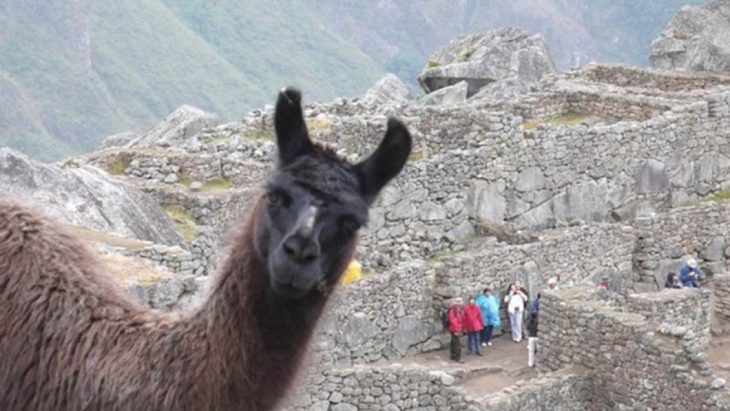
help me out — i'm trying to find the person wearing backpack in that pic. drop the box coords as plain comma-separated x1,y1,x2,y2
447,298,465,362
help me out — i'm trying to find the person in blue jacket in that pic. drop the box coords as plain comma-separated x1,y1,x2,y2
476,288,501,347
679,257,703,288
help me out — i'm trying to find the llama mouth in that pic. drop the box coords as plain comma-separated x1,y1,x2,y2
271,280,310,299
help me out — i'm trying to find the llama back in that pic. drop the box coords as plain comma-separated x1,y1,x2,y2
0,200,150,409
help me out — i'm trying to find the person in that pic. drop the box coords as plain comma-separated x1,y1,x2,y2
665,272,682,289
679,258,703,288
547,277,558,290
596,276,609,290
463,298,484,356
526,293,540,367
476,288,500,347
504,283,528,343
447,298,465,362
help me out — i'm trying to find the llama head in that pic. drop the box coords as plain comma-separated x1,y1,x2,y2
254,87,411,300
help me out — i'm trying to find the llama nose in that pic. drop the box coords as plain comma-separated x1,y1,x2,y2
283,235,320,262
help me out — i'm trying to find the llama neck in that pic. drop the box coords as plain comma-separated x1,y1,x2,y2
194,224,328,409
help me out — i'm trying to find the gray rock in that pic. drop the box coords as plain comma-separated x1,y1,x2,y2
514,198,554,229
392,316,434,354
344,312,378,347
418,27,555,98
418,81,468,106
467,180,506,224
703,236,726,261
151,278,185,310
711,377,726,390
99,131,139,149
515,167,547,192
359,74,411,107
553,180,608,224
637,159,670,193
0,148,184,246
419,202,447,221
128,105,221,148
651,0,730,71
331,404,357,411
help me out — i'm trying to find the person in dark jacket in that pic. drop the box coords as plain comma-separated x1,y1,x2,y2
447,298,465,362
463,297,485,356
665,272,682,289
526,293,540,367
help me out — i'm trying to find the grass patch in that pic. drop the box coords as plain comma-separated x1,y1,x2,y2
105,156,132,176
164,206,198,242
427,60,440,68
523,112,600,131
428,248,461,265
704,191,730,202
306,117,333,133
242,129,273,145
178,174,193,187
409,148,428,162
458,48,475,62
208,134,232,145
202,177,233,191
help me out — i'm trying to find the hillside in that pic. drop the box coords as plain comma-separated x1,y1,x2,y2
308,0,706,85
0,0,382,161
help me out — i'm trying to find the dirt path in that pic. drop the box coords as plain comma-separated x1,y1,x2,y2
708,335,730,382
389,333,538,399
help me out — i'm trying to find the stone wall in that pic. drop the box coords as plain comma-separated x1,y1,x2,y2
635,202,730,290
570,64,730,93
481,367,592,411
715,275,730,324
539,287,729,410
284,364,480,411
433,223,636,307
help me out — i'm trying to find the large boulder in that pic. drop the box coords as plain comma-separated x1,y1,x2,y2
651,0,730,71
359,73,411,107
418,27,556,99
128,105,221,148
0,148,184,246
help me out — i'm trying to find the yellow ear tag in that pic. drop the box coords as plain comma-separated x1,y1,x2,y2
341,260,362,286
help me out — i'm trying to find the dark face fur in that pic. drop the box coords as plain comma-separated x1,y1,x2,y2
255,88,411,299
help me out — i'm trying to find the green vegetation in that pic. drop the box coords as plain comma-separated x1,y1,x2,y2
202,177,233,191
0,0,382,160
105,157,132,176
178,174,193,187
704,191,730,202
523,112,602,130
427,60,441,68
306,117,333,133
242,130,274,144
164,205,198,242
458,48,475,62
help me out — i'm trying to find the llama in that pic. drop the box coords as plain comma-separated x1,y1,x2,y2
0,88,412,410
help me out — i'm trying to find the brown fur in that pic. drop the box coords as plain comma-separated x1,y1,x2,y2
0,197,348,411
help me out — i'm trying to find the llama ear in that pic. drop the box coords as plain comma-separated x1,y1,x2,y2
355,117,412,203
274,87,313,166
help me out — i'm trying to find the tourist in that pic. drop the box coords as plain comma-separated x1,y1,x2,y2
463,297,484,356
596,276,609,290
547,277,558,290
665,272,682,289
447,298,465,362
679,257,703,288
504,283,528,343
476,288,500,347
526,293,540,367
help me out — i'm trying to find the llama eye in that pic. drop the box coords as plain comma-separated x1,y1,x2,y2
267,192,284,207
339,217,360,234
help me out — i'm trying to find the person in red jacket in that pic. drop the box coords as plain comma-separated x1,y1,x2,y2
447,298,464,362
463,297,485,356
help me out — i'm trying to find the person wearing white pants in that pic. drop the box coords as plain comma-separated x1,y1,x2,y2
504,284,527,342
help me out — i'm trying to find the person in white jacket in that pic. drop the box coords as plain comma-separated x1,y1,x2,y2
504,283,528,342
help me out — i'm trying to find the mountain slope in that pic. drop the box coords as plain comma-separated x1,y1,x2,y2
0,0,382,161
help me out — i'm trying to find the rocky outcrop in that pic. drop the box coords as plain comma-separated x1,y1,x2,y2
0,148,183,245
99,131,140,149
418,27,556,100
128,105,221,148
651,0,730,72
358,73,411,107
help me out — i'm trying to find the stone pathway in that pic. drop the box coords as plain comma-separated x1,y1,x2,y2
388,333,538,400
708,335,730,383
